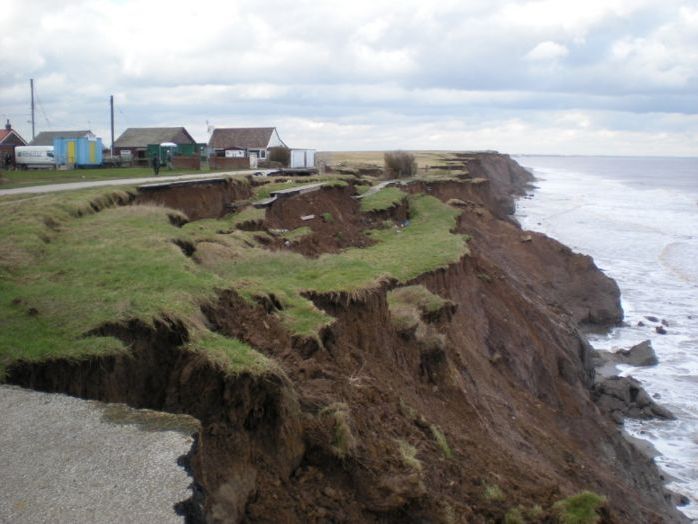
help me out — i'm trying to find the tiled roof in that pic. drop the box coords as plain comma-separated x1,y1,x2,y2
114,127,196,148
209,128,276,149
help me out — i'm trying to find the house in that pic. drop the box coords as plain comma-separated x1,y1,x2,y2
113,127,197,164
29,130,95,146
208,127,287,161
0,120,28,164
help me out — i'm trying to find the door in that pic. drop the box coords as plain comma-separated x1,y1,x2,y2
67,141,76,164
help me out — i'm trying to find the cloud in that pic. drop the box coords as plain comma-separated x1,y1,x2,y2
0,0,696,155
525,41,569,61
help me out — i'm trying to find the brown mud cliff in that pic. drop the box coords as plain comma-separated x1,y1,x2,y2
7,153,685,523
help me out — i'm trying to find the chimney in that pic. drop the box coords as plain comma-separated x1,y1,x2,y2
5,119,10,131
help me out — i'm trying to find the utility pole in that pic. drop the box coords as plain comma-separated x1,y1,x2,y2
30,78,35,140
110,95,115,156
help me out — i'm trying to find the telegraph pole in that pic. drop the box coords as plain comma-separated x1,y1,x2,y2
110,95,115,156
30,78,35,140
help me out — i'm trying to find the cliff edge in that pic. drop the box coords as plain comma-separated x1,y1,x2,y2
0,152,683,523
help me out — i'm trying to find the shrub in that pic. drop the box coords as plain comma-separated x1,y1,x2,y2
384,151,417,178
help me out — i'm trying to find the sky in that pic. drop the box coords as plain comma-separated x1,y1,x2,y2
1,0,697,155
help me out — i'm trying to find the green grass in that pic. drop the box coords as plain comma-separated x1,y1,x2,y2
388,285,450,315
553,491,606,524
360,186,406,212
281,226,312,242
0,167,198,189
0,184,468,377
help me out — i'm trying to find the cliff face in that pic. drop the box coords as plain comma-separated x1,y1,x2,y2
6,154,683,523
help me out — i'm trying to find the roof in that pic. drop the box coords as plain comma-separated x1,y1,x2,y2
209,127,278,149
114,127,196,148
30,130,94,146
0,129,27,146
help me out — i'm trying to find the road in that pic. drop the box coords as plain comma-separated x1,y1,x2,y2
0,169,273,197
0,385,198,523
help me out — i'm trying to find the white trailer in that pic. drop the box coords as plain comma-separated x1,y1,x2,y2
15,146,56,169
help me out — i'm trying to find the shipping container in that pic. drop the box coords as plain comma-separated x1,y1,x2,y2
53,137,103,167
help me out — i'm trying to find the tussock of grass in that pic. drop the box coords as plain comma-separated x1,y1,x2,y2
397,439,422,471
484,484,505,502
360,186,406,212
553,491,606,524
504,507,524,524
430,425,453,459
320,402,356,458
389,285,450,315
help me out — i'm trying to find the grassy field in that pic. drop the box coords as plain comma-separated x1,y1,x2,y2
0,166,203,189
0,173,469,378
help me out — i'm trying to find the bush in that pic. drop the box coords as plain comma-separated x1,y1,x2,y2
384,151,417,178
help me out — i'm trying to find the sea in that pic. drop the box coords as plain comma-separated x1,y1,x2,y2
514,155,698,520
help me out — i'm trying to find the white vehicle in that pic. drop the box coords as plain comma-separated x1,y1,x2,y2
15,146,56,169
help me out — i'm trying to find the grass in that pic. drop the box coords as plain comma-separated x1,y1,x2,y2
0,182,469,377
0,166,199,189
397,439,422,471
281,226,312,242
430,425,453,459
389,285,450,315
484,484,505,502
359,186,406,212
320,402,356,458
553,491,606,524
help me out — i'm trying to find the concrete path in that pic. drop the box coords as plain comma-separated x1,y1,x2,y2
0,169,274,197
0,385,199,524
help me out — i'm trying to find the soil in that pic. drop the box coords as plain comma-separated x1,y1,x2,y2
135,177,253,221
258,184,409,258
4,153,687,523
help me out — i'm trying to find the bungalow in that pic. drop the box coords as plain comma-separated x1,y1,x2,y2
0,120,28,164
29,130,95,146
208,127,287,161
113,127,197,164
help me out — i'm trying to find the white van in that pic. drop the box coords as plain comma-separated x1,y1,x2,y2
15,146,56,169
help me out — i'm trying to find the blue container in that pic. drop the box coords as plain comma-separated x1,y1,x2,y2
53,137,104,167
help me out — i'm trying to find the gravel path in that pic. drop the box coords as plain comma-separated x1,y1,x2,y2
0,385,198,524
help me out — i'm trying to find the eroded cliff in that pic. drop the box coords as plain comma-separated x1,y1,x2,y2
0,153,683,523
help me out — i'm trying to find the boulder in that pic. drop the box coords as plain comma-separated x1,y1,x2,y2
617,340,658,367
592,340,658,370
592,376,675,423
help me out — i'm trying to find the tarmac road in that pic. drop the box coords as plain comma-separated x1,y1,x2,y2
0,169,273,197
0,385,199,524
